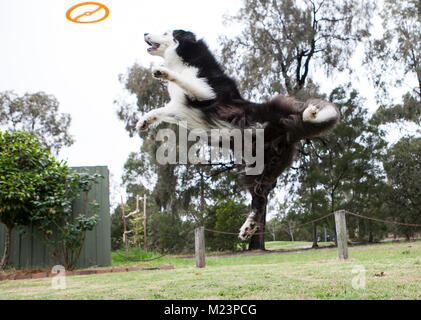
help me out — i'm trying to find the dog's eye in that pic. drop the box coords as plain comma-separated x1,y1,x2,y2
163,32,168,36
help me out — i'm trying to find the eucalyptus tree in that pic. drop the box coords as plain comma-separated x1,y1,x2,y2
220,0,375,98
366,0,421,125
0,91,73,155
292,86,388,243
219,0,375,250
116,63,179,215
383,137,421,240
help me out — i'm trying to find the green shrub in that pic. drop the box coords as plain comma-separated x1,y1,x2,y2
204,199,248,252
0,131,100,270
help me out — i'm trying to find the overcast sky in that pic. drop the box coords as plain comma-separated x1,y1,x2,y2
0,1,417,211
0,0,243,208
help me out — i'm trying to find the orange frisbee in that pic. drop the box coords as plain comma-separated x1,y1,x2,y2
66,2,109,24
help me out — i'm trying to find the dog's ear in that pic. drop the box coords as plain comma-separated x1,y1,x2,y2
173,30,197,43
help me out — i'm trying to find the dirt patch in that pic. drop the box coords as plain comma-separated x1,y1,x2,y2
0,265,174,282
0,268,49,281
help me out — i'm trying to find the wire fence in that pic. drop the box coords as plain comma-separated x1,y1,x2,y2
194,210,421,267
345,210,421,228
119,210,421,264
204,212,335,236
204,210,421,238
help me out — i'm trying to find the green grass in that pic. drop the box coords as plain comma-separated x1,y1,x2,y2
264,240,334,251
109,241,330,269
111,247,166,265
1,241,421,299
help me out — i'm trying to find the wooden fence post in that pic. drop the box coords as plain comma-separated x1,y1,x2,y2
121,196,128,262
334,210,348,260
195,227,205,268
134,195,139,248
143,194,147,252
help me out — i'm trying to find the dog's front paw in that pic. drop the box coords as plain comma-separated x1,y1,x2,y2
136,116,157,132
239,213,259,240
136,119,149,131
152,67,171,81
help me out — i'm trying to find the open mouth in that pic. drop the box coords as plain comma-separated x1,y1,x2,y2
146,40,160,52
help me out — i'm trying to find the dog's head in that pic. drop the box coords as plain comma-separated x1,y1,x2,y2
144,30,196,57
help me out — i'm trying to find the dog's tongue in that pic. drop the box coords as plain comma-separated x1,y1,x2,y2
147,43,159,52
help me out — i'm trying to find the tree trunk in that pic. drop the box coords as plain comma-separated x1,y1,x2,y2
200,170,205,212
248,193,267,250
290,229,294,242
312,223,319,248
0,225,13,270
368,231,373,243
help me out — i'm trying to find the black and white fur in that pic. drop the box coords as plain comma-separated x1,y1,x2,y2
137,30,244,131
137,30,340,241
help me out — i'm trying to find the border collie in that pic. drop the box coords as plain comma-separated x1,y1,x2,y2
137,30,340,241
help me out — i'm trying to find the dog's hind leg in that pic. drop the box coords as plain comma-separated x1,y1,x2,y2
153,67,216,101
239,211,259,240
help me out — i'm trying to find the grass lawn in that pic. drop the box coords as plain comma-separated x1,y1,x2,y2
264,240,334,251
1,241,420,299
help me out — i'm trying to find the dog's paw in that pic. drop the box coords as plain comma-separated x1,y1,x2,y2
239,213,259,240
152,67,171,80
136,116,158,132
136,119,149,132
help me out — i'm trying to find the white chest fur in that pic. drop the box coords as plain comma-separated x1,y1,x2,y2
159,46,220,130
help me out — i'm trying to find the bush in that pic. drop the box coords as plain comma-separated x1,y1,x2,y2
204,199,249,252
0,131,100,270
0,131,61,269
147,213,195,254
